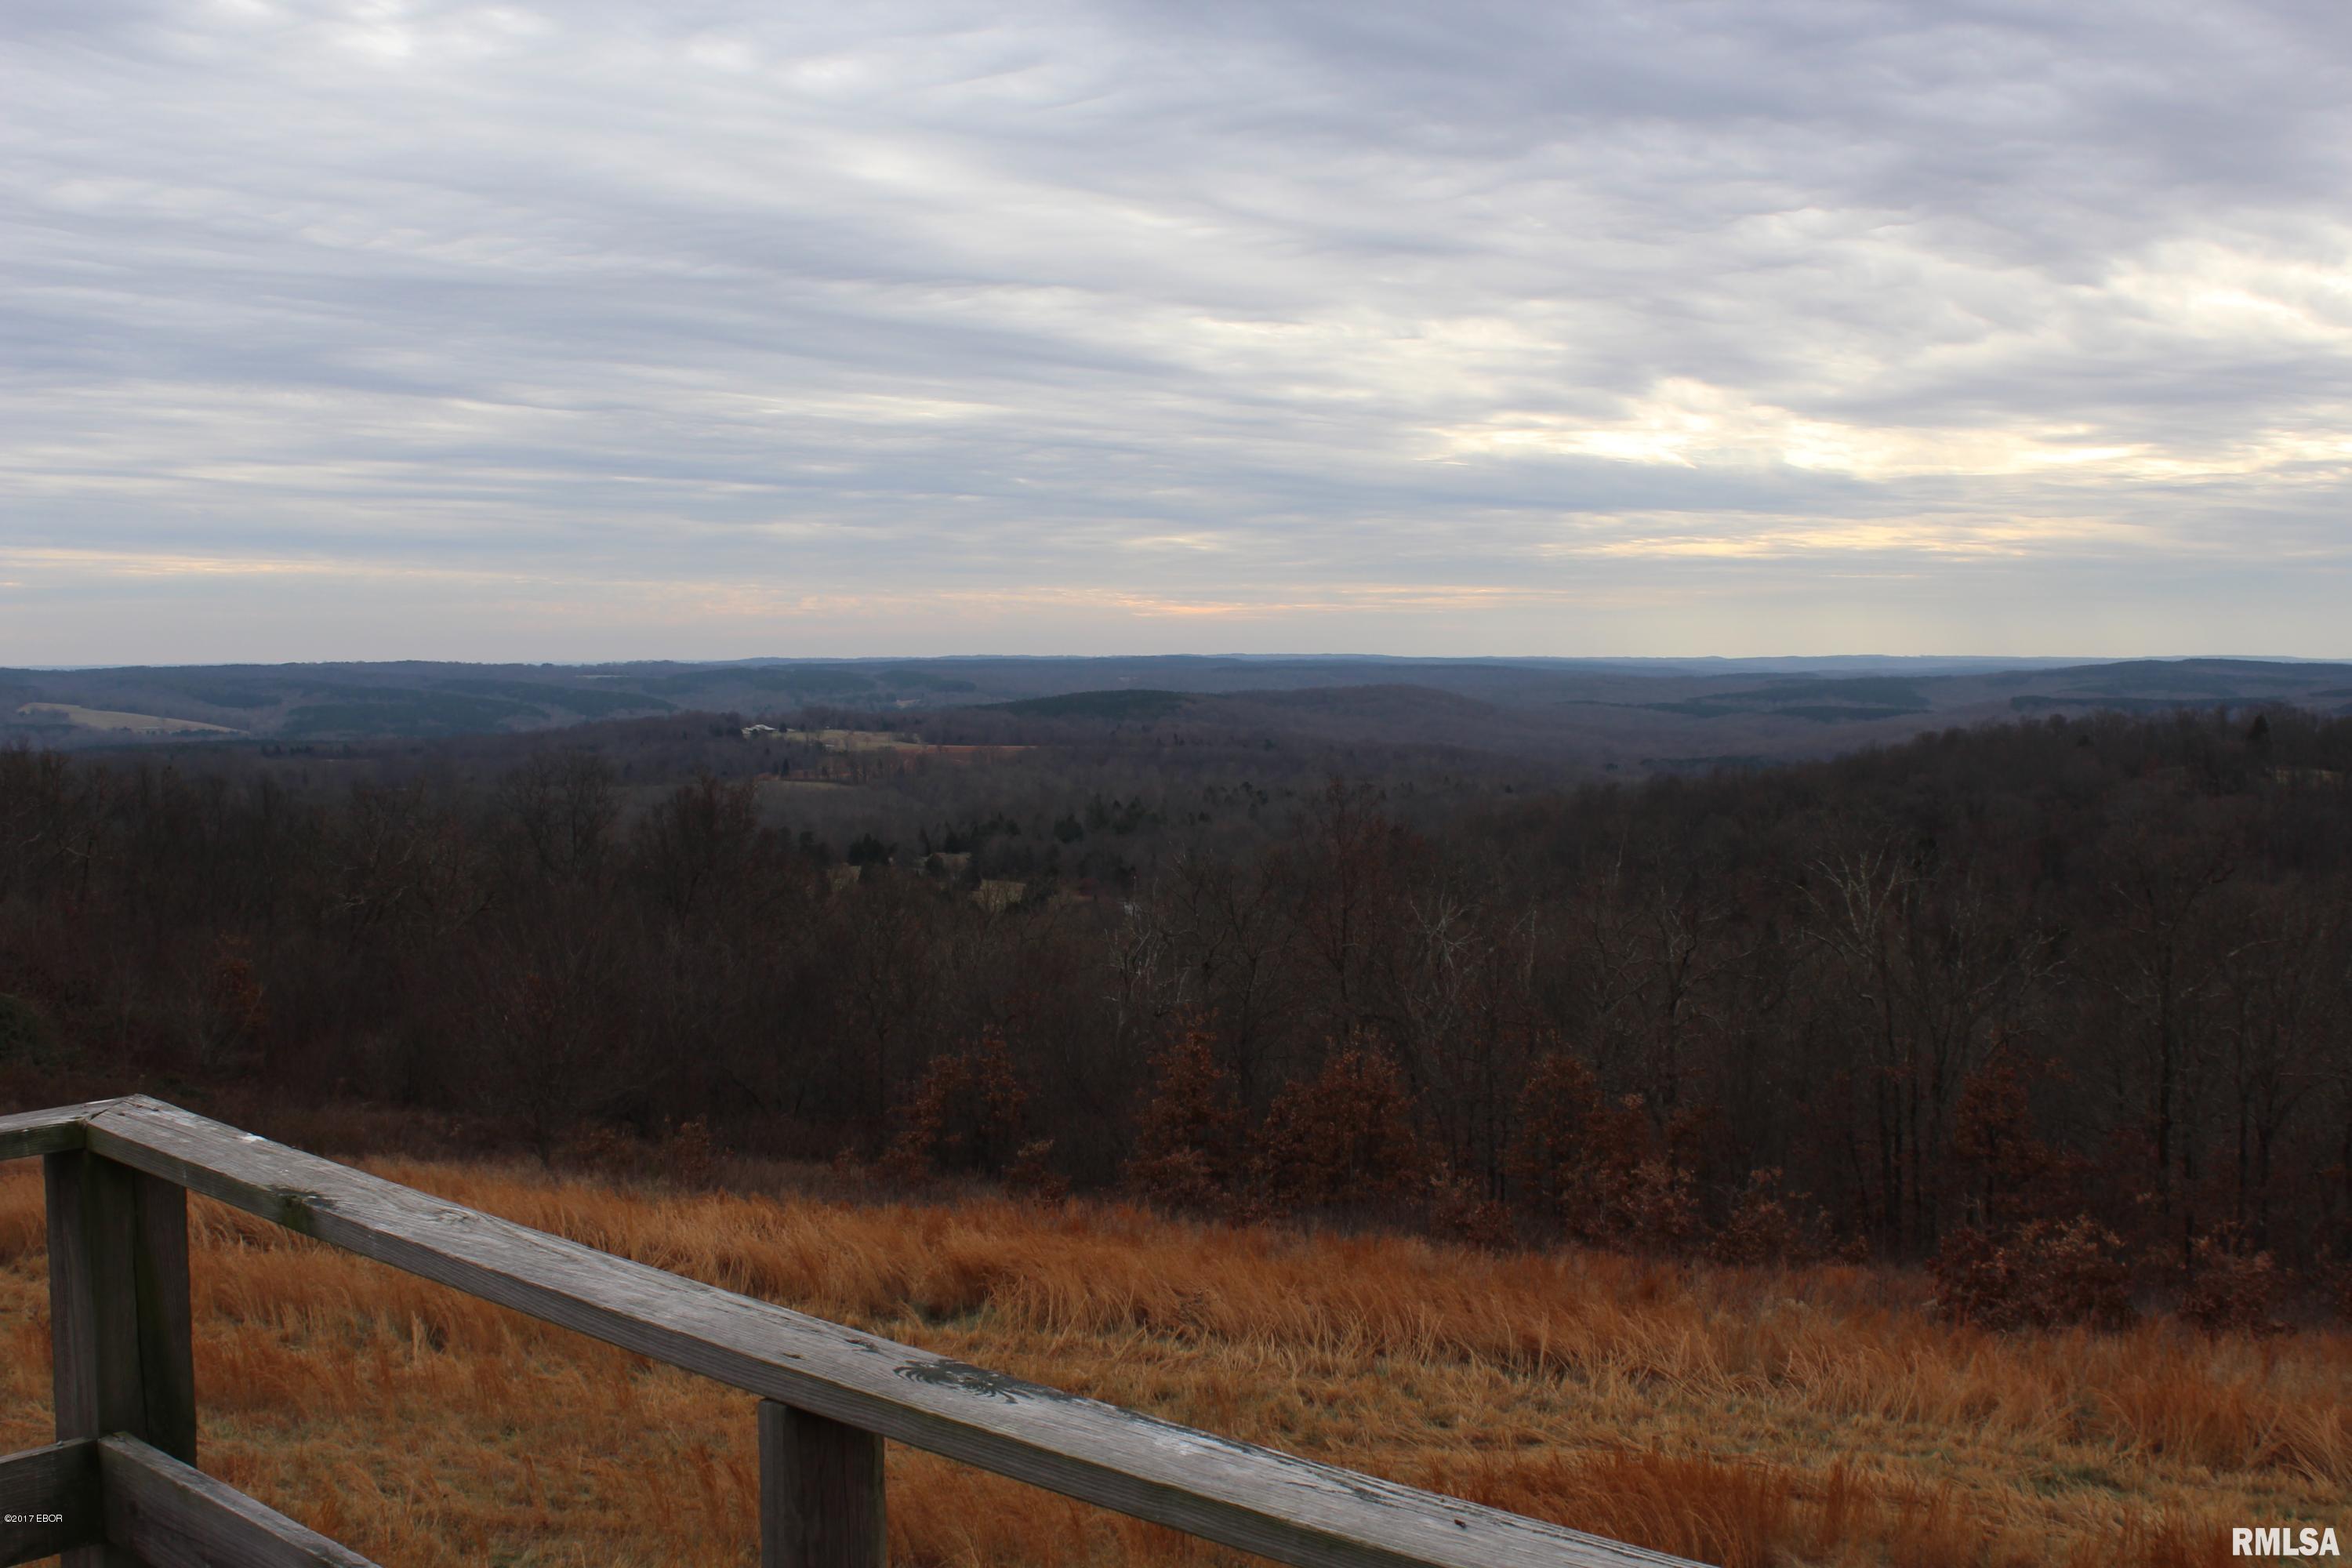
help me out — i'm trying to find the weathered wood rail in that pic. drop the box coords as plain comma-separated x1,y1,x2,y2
0,1097,1708,1568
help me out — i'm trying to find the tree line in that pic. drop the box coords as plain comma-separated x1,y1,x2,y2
3,706,2348,1319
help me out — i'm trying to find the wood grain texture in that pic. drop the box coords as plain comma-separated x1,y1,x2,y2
97,1436,383,1568
131,1173,198,1464
0,1439,101,1566
0,1099,107,1163
82,1096,1708,1568
42,1152,196,1464
44,1151,140,1443
760,1400,886,1568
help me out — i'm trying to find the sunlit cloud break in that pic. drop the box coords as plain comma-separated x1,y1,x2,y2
3,0,2350,662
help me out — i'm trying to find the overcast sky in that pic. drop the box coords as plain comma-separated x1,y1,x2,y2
4,0,2350,662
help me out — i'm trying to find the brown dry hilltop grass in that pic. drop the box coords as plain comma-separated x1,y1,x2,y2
2,1158,2345,1568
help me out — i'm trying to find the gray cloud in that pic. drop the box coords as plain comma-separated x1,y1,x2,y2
2,0,2349,660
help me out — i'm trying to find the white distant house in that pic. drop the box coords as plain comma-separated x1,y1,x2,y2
741,723,779,737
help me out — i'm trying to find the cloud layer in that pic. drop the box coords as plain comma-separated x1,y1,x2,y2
5,0,2350,659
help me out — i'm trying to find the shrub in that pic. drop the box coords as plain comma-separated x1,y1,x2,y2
560,1122,640,1175
1711,1167,1822,1267
1505,1053,1605,1217
2180,1229,2288,1336
1126,1145,1225,1214
658,1118,717,1189
1929,1216,2136,1330
879,1031,1028,1184
557,1118,717,1188
1425,1162,1516,1251
2019,1218,2136,1330
1610,1156,1700,1254
1006,1138,1069,1203
1929,1225,2024,1329
1251,1046,1421,1210
1123,1031,1243,1211
1507,1062,1697,1253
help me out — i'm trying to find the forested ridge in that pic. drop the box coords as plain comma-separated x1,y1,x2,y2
4,706,2349,1321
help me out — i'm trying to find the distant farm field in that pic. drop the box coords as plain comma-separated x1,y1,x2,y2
2,1159,2340,1567
12,701,240,734
790,728,1032,757
802,728,926,750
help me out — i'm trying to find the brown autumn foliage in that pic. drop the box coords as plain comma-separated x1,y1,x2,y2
1507,1058,1699,1254
1250,1044,1422,1210
1005,1137,1069,1203
879,1029,1029,1185
1421,1160,1518,1251
3,1156,2343,1567
1948,1048,2077,1228
1711,1168,1828,1268
1504,1052,1607,1220
2180,1228,2289,1337
1929,1218,2137,1331
1123,1030,1244,1213
659,1117,719,1189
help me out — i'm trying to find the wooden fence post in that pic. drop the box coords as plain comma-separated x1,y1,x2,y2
45,1149,196,1566
759,1400,884,1568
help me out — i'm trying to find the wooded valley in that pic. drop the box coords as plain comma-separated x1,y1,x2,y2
5,702,2349,1327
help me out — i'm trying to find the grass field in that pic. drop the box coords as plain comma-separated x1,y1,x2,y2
796,728,924,750
2,1158,2344,1567
11,702,241,734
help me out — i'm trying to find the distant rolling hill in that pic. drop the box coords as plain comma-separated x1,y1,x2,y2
5,655,2347,770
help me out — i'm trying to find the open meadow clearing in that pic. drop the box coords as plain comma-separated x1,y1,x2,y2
9,702,241,735
2,1156,2343,1567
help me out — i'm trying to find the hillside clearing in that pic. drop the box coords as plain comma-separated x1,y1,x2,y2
13,702,241,734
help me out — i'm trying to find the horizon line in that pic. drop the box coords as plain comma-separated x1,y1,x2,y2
10,652,2351,673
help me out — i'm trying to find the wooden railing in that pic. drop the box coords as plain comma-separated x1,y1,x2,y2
0,1097,1706,1568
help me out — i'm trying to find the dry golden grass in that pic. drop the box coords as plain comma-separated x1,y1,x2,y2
2,1159,2344,1567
